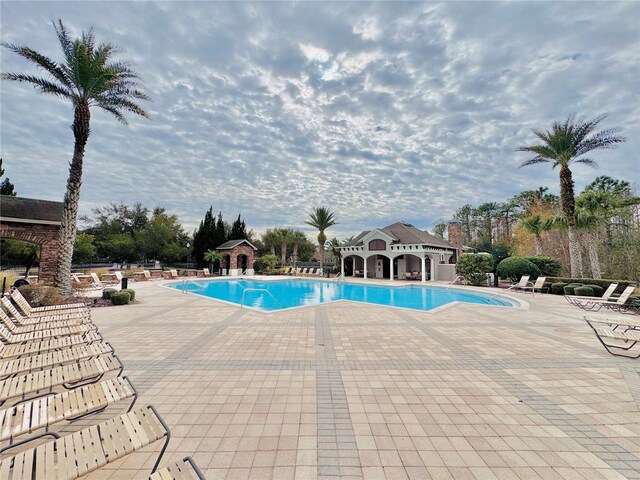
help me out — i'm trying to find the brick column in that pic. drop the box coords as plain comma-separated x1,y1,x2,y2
447,222,463,262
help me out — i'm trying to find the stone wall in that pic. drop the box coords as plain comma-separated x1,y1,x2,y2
0,221,60,285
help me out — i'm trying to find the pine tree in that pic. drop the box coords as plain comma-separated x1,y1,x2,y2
214,212,227,248
192,207,216,267
229,214,247,240
0,158,17,196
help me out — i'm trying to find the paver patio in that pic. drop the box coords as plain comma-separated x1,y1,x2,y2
75,279,639,479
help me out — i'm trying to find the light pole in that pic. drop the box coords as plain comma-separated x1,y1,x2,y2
186,242,190,270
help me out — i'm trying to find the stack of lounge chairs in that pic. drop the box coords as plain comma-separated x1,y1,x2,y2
0,288,206,478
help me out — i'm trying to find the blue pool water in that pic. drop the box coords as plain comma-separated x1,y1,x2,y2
169,279,516,312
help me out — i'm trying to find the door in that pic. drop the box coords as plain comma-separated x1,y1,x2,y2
376,258,383,278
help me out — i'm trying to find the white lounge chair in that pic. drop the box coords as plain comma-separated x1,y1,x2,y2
0,405,170,478
507,275,530,292
565,283,618,305
574,285,636,312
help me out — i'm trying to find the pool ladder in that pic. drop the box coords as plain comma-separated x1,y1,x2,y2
240,288,283,309
181,279,207,294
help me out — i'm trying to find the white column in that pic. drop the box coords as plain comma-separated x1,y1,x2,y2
341,256,345,278
430,256,435,281
363,257,368,279
421,257,426,282
389,257,394,281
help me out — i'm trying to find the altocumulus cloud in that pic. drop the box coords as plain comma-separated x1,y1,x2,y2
1,1,638,239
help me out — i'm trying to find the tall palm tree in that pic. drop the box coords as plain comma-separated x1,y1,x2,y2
517,114,624,277
305,207,337,272
276,228,292,266
519,214,553,255
289,230,307,265
2,20,150,294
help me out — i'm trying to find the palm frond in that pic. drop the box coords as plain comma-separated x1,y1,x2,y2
53,20,75,67
1,42,73,89
573,158,597,167
94,103,127,124
518,157,551,168
0,73,73,98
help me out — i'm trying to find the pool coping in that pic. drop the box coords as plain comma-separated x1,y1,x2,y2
158,276,529,313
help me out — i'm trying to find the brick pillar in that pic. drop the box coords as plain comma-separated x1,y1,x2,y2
447,222,463,263
230,254,238,269
38,240,59,285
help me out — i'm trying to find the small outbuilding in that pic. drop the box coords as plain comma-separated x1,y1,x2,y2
216,239,258,276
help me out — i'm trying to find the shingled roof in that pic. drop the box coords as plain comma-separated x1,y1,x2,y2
344,222,454,249
0,195,63,225
216,239,258,250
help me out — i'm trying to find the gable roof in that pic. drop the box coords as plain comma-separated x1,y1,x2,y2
216,239,258,250
0,196,63,225
343,222,454,249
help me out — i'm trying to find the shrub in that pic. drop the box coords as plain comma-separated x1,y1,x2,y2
121,288,136,301
260,255,278,273
496,257,541,282
574,286,595,297
551,282,568,295
455,253,493,286
543,282,553,292
546,277,632,295
18,285,66,307
252,258,265,273
522,256,561,276
585,284,604,297
102,288,118,300
563,284,584,296
110,291,131,305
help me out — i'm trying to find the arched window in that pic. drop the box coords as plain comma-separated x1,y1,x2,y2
369,239,386,251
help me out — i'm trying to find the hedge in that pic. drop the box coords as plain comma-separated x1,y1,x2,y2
102,288,118,300
121,288,136,301
551,282,568,295
546,277,633,295
110,291,131,305
574,286,595,297
522,256,561,276
585,284,604,297
563,284,583,296
496,257,541,282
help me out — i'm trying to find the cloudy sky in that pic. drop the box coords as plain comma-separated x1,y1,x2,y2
1,1,638,240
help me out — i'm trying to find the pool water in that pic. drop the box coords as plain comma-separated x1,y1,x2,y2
169,279,516,312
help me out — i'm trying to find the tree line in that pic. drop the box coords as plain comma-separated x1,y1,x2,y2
439,175,639,280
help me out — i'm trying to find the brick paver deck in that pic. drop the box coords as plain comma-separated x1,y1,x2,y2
77,279,639,479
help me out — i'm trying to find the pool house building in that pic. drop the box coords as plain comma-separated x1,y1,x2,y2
338,222,461,281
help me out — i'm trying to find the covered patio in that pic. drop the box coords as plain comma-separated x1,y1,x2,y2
339,222,459,282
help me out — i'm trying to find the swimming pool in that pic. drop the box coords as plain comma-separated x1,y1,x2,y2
168,278,517,312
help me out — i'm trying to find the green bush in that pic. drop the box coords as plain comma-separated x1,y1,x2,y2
585,284,604,297
496,257,541,282
551,282,568,295
252,258,265,273
546,277,632,295
574,286,595,297
522,256,561,276
102,288,118,300
121,288,136,301
563,284,583,296
110,291,131,305
455,253,493,286
543,282,553,292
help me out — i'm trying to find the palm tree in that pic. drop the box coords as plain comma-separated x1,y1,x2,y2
520,214,553,255
289,230,307,265
305,207,337,272
517,114,625,277
276,228,292,266
203,249,221,275
262,229,280,256
2,20,150,294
